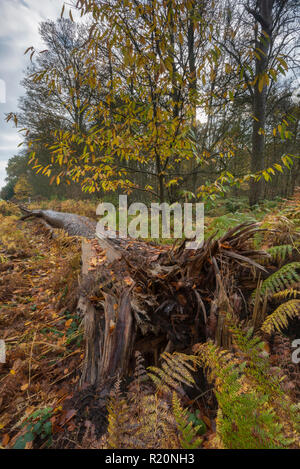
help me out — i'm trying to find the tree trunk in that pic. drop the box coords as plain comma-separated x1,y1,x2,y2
248,0,274,206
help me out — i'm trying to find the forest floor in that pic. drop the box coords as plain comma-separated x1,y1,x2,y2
0,194,299,449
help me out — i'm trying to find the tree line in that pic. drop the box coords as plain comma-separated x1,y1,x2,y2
2,0,300,206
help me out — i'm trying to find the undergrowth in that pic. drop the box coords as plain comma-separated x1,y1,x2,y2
0,192,299,449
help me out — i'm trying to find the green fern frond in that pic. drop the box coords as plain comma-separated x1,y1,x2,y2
172,392,202,449
261,300,300,335
193,341,242,393
194,340,294,449
266,245,293,264
253,262,300,300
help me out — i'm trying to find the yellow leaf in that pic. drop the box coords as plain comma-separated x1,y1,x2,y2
258,76,264,93
21,383,29,391
277,56,288,71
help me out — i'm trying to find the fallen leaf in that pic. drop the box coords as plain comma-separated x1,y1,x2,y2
109,320,116,334
177,294,187,306
65,319,73,328
2,433,10,446
124,276,133,286
202,415,211,429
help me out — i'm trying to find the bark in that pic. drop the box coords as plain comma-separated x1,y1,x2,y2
19,207,97,238
248,0,274,206
78,240,134,387
187,0,198,196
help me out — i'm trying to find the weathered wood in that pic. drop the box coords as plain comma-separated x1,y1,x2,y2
19,206,97,238
99,290,134,379
78,238,135,388
77,239,101,386
96,234,122,263
79,298,103,386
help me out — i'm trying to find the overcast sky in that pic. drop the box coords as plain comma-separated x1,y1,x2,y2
0,0,68,189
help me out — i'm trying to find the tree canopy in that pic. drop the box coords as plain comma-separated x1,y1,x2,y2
3,0,300,204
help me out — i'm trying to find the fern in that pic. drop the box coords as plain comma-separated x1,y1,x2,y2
228,322,286,397
133,350,148,384
128,392,176,449
148,352,196,392
272,287,300,300
194,340,295,449
105,321,299,448
266,245,293,264
106,379,130,449
106,362,179,449
261,300,300,335
253,262,300,300
172,392,202,449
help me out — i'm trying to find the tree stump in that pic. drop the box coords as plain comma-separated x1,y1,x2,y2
19,208,267,392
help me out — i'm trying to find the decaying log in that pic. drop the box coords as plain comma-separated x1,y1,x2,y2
78,236,160,388
19,206,97,238
100,290,134,379
20,206,269,392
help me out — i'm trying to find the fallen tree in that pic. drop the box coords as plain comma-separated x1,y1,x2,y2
18,206,269,392
19,206,97,238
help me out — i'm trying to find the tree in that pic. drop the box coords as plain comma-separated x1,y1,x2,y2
14,175,33,200
18,19,105,190
0,180,15,200
12,1,229,202
218,0,300,205
5,18,108,199
7,0,300,204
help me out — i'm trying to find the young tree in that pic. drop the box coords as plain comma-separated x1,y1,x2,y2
14,175,33,200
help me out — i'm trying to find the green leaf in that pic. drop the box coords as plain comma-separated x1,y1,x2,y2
13,431,34,449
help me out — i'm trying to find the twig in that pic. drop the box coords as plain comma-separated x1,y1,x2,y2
28,330,37,393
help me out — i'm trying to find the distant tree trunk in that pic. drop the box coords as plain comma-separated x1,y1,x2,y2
187,1,197,120
187,0,198,196
248,0,274,206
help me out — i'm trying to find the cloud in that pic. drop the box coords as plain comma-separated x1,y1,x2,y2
0,0,80,190
0,160,9,189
